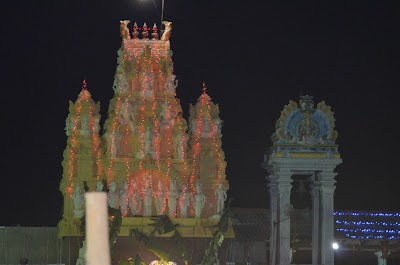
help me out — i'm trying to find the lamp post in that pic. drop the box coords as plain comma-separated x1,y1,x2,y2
145,0,166,36
160,0,165,30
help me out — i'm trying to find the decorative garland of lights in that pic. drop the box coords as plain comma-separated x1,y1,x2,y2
67,100,80,185
335,212,400,217
334,211,400,240
149,82,161,172
158,41,173,177
202,84,224,207
146,43,167,209
189,91,205,215
336,220,400,226
106,96,121,183
123,159,131,217
86,82,103,180
156,39,191,213
138,63,146,168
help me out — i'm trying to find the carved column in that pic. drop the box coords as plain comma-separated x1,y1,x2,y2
267,175,278,265
320,171,337,265
277,171,292,265
309,174,321,265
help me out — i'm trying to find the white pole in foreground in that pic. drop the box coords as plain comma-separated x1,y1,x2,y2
85,192,111,265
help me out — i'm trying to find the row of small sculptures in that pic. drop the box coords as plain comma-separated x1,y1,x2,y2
120,20,172,41
71,177,227,219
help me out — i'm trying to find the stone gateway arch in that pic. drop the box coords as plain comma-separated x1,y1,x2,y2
263,95,342,265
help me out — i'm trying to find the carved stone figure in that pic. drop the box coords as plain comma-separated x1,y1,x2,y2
159,101,177,129
105,132,121,157
144,127,152,154
96,180,104,192
213,118,222,136
129,179,142,216
298,121,317,145
65,117,74,136
165,74,178,94
76,240,86,265
118,99,135,129
80,115,90,136
94,117,100,133
144,127,158,159
190,117,215,138
174,134,187,160
297,95,318,145
215,183,227,214
159,101,168,118
71,184,84,218
144,72,153,98
154,181,166,215
108,181,118,209
203,117,211,134
118,75,130,93
167,179,179,217
142,176,153,216
374,251,390,265
119,181,129,215
161,21,172,41
299,95,314,112
178,184,190,218
151,135,160,160
194,183,206,218
120,20,131,40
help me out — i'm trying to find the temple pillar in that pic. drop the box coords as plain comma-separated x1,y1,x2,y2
320,172,336,265
309,175,321,265
276,171,292,265
267,175,278,265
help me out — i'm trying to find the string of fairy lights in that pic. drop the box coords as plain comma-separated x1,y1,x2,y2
334,211,400,240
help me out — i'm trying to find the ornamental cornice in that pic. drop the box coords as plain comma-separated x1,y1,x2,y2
268,157,342,172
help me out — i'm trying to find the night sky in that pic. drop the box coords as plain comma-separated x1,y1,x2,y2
2,1,399,226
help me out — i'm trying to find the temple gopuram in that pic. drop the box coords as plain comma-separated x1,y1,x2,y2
57,20,233,264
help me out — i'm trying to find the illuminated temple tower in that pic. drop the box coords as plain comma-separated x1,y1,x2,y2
58,21,232,247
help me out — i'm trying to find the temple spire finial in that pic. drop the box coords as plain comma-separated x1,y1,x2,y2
132,22,139,39
142,22,149,39
82,79,87,90
152,23,159,39
202,81,207,94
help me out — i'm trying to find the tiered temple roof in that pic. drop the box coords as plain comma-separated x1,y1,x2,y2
59,21,230,238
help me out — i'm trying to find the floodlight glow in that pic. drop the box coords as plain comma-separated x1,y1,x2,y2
332,242,339,250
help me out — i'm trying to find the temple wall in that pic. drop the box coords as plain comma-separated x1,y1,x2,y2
0,227,60,265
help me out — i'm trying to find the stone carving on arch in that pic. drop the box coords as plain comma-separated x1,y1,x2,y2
273,96,338,146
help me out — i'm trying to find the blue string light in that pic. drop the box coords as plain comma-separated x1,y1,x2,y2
334,211,400,240
334,212,400,217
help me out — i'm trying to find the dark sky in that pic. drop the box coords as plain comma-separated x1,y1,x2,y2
1,1,399,226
